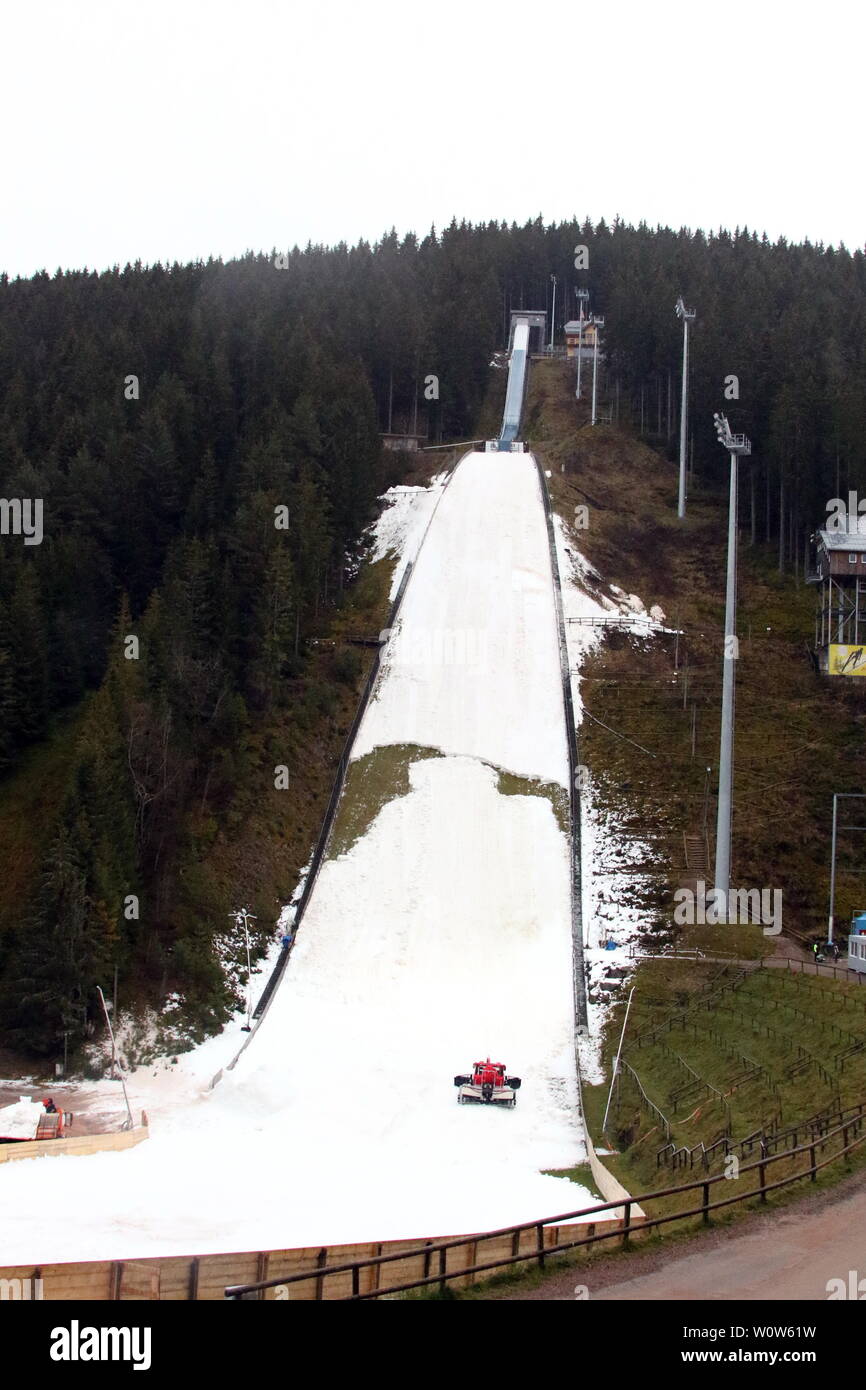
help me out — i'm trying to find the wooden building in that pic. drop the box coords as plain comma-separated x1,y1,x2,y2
563,319,601,361
813,525,866,675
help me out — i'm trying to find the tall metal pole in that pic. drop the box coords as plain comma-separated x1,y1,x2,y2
828,793,839,944
714,450,739,905
678,315,690,517
550,275,556,351
230,908,256,1031
591,325,599,425
111,962,118,1079
576,297,584,398
242,917,252,1030
603,987,635,1133
97,986,134,1131
676,299,695,519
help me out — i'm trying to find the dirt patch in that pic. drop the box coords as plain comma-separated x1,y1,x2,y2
328,745,444,858
495,770,570,835
0,1085,128,1136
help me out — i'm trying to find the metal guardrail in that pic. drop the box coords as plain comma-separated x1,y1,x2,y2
619,1059,672,1137
421,439,484,452
225,1110,866,1300
249,556,416,1023
211,461,462,1085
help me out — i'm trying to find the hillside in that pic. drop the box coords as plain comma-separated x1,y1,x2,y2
520,357,866,1219
528,359,866,945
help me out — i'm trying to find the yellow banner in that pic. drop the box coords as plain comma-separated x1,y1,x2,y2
829,644,866,676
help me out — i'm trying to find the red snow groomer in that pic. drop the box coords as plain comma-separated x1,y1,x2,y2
454,1058,521,1108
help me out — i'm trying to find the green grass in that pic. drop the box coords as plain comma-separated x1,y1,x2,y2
496,770,570,835
527,359,866,948
592,961,866,1203
328,743,443,858
329,746,570,860
542,1162,604,1201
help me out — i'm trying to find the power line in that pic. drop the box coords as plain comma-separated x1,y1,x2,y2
581,706,658,757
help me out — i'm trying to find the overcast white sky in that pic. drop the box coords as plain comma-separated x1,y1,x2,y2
1,0,862,278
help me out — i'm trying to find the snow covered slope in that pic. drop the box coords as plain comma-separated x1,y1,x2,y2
354,452,569,785
0,452,589,1265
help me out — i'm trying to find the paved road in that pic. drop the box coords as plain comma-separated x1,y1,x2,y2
633,949,861,985
0,1085,125,1136
495,1168,866,1300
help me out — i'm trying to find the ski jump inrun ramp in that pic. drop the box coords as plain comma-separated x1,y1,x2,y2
0,332,592,1264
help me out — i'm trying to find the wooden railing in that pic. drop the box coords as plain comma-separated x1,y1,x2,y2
224,1110,866,1300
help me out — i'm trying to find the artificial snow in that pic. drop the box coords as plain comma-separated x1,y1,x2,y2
0,452,592,1267
367,476,447,600
553,514,659,1072
356,453,569,787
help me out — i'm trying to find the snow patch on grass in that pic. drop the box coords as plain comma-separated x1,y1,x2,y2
553,515,660,1071
367,475,448,600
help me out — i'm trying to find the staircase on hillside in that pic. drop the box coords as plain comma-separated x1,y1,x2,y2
683,832,710,873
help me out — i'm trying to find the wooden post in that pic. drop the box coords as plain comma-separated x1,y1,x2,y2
256,1251,269,1301
315,1247,327,1301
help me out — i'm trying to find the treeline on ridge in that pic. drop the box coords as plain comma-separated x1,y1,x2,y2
1,216,864,1059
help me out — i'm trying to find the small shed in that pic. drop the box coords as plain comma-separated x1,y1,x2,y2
380,432,427,452
564,319,602,360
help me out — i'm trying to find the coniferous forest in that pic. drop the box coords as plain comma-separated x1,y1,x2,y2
2,217,866,1061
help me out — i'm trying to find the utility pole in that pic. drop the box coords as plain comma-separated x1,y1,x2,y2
603,987,635,1133
828,793,866,944
112,963,118,1078
675,297,696,518
712,413,752,909
549,274,557,351
829,793,839,944
575,288,589,398
591,316,605,426
96,986,134,1131
229,908,257,1031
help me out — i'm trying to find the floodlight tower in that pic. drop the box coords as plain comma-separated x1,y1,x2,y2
575,288,589,398
712,412,752,907
591,316,605,425
675,297,696,518
550,274,557,350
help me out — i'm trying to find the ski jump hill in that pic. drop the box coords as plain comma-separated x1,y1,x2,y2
0,321,595,1270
